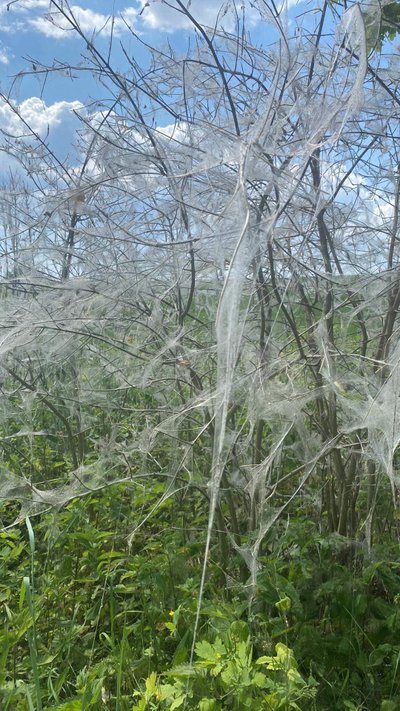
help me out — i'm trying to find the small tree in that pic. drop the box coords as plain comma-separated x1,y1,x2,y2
0,0,399,579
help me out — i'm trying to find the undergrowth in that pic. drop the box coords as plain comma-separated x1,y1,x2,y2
1,481,400,710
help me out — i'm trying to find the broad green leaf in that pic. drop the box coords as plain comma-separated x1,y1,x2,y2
145,671,158,695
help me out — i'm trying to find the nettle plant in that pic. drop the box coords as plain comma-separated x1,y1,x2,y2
1,0,400,697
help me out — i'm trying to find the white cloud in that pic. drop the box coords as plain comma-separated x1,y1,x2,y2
2,0,49,8
0,2,138,38
0,96,83,137
3,0,259,37
0,0,266,39
0,0,46,24
137,0,260,32
30,6,116,38
0,96,85,178
0,42,10,64
32,4,141,39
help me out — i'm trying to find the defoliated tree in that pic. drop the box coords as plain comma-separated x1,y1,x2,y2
0,0,400,570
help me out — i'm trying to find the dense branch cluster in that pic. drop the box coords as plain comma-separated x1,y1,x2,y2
0,0,400,576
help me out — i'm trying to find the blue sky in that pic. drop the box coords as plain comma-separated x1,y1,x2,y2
0,0,282,97
0,0,309,174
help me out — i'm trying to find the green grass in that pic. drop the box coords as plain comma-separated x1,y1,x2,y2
1,480,400,709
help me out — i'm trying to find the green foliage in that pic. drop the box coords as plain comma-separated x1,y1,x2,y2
132,627,316,710
378,1,400,46
1,485,400,709
329,0,400,51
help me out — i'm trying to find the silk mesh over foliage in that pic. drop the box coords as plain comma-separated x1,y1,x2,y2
0,0,399,589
